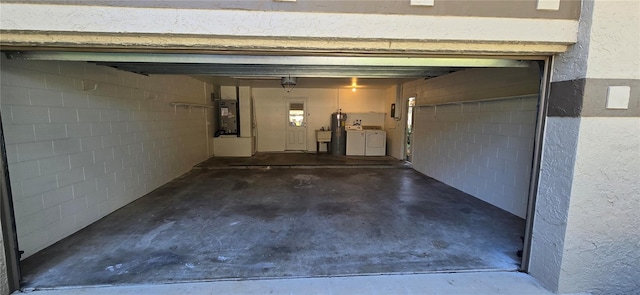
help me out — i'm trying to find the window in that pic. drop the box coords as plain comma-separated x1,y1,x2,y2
289,103,304,126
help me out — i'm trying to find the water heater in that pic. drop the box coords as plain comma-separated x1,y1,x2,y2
330,111,347,156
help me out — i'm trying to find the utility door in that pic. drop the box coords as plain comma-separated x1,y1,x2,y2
286,98,307,150
406,96,415,162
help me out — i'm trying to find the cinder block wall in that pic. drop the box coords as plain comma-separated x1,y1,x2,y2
0,57,212,258
411,97,537,218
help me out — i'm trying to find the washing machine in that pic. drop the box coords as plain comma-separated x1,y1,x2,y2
365,130,386,156
346,130,366,156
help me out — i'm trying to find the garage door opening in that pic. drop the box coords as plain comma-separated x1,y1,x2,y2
0,52,545,290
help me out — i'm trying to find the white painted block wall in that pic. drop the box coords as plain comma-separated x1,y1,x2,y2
384,85,405,160
0,58,212,258
411,96,538,218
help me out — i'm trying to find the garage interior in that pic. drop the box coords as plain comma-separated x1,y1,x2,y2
0,52,541,289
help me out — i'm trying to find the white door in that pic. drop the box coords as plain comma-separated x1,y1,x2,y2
405,96,415,161
251,96,257,154
286,99,307,150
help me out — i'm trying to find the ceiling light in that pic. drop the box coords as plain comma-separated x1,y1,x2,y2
281,76,297,93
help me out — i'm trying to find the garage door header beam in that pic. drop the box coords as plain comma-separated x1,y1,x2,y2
5,51,529,68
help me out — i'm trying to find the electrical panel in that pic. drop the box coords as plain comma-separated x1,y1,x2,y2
214,100,239,136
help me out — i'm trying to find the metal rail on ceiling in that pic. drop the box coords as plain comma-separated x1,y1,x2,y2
415,94,538,108
169,102,214,109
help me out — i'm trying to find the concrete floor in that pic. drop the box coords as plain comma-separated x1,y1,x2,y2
194,152,410,169
20,166,525,289
15,272,554,295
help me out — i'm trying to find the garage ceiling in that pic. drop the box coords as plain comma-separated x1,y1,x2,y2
4,51,530,88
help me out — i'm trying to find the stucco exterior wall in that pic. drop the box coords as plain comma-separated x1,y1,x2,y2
553,0,639,82
1,0,582,19
559,117,640,294
0,3,577,44
555,0,640,293
528,117,580,291
551,0,593,82
0,228,7,295
0,3,577,56
532,0,640,294
585,0,640,80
